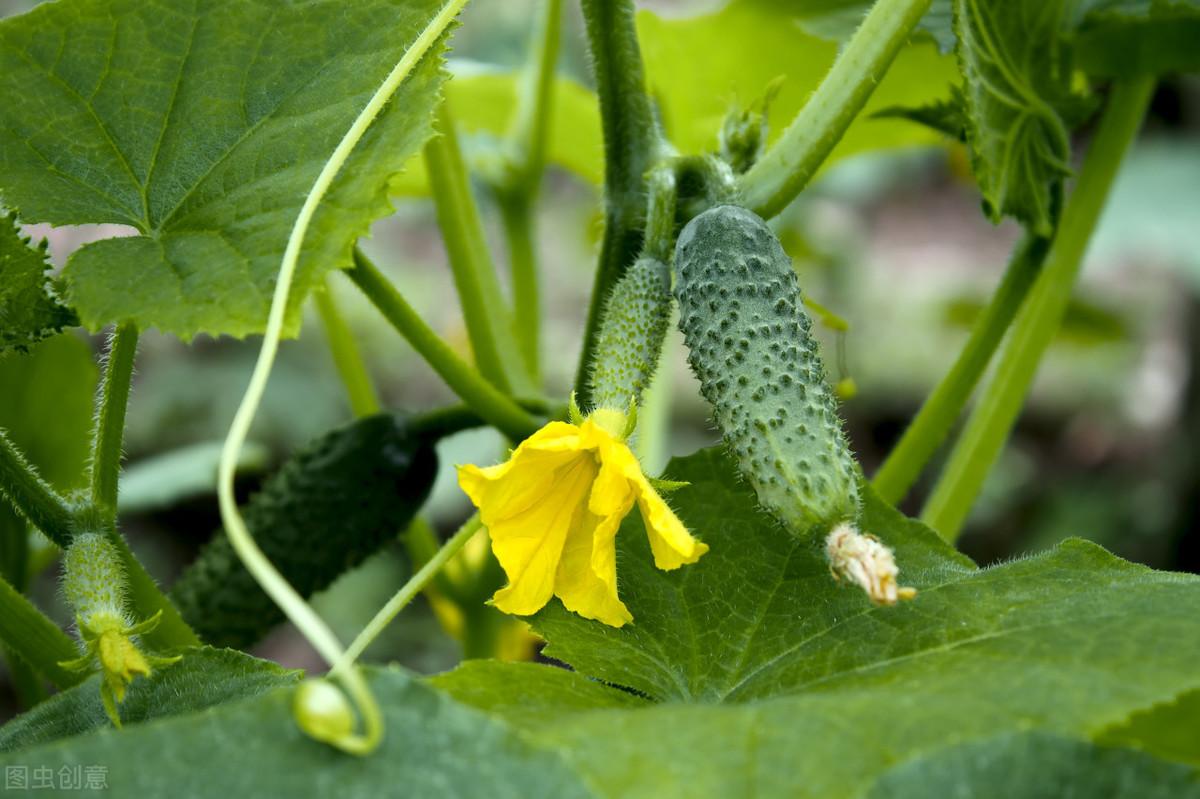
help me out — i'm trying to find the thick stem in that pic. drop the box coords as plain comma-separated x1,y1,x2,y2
89,323,138,523
84,324,199,649
314,281,382,418
424,103,531,395
0,431,75,548
872,233,1051,505
0,573,85,688
738,0,933,219
348,248,541,441
921,78,1155,540
334,514,482,671
573,0,661,407
498,196,542,384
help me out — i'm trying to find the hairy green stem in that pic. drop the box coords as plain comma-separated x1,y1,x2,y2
573,0,662,407
0,430,75,548
921,78,1155,540
84,323,199,649
315,281,382,417
89,323,137,523
498,196,542,384
335,514,482,671
424,103,530,395
348,248,541,441
738,0,933,218
0,573,85,688
872,233,1051,505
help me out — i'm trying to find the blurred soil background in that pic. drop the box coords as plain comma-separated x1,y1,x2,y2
1,0,1197,720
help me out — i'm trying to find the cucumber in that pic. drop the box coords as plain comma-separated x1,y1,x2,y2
674,204,858,535
590,255,672,411
171,414,437,649
62,531,128,630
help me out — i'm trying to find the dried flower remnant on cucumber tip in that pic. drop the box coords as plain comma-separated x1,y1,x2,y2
826,523,916,605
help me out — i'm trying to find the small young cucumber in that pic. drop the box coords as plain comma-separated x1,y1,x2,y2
62,531,129,630
674,204,858,535
590,255,672,411
171,414,437,649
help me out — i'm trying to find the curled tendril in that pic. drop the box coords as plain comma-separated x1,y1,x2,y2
214,0,470,756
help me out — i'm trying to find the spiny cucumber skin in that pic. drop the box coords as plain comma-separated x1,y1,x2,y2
63,532,128,628
674,205,858,535
590,256,672,411
170,414,437,649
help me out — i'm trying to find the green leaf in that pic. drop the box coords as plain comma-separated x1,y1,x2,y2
437,447,1200,797
953,0,1093,234
0,0,450,339
1073,0,1200,77
636,0,959,173
0,667,592,798
0,214,76,355
0,647,299,752
866,732,1200,798
1097,687,1200,768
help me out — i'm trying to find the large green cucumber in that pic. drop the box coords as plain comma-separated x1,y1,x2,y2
171,414,436,649
674,205,858,535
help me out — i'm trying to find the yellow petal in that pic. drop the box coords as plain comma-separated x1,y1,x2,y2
488,455,598,616
554,502,633,627
635,479,708,571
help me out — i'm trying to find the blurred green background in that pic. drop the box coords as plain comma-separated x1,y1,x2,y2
1,0,1197,720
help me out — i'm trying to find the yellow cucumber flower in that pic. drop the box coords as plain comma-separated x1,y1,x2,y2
457,408,708,627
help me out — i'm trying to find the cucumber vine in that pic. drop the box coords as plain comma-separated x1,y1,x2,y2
0,0,1194,794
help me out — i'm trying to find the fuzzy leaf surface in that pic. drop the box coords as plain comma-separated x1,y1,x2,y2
0,0,449,338
435,447,1200,797
0,667,591,798
0,647,298,752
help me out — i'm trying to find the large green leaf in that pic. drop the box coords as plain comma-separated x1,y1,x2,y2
0,667,591,798
953,0,1091,234
636,0,958,172
0,0,450,339
0,214,76,355
434,447,1200,797
866,732,1200,798
0,647,298,752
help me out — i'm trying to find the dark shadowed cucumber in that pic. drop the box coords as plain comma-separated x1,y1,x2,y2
171,414,436,648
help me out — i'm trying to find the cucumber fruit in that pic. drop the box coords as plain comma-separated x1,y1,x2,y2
171,414,437,649
590,255,672,411
674,204,858,535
